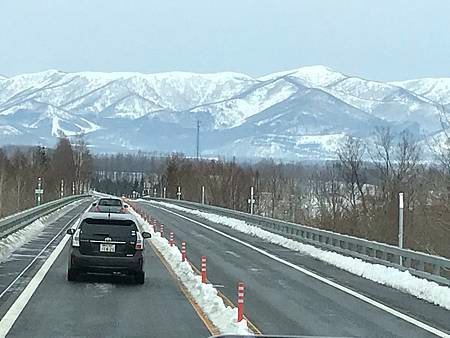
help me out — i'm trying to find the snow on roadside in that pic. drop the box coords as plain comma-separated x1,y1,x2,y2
0,199,86,264
129,207,252,335
148,200,450,311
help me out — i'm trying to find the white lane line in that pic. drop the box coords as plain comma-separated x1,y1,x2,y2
0,213,79,301
0,236,71,336
149,204,450,338
0,204,90,337
225,250,241,258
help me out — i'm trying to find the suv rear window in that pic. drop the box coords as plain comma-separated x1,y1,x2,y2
80,219,138,240
98,199,122,207
81,218,137,229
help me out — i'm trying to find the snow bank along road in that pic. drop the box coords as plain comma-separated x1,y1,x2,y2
0,199,211,338
137,200,450,338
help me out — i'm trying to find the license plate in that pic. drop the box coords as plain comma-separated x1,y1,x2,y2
100,243,115,252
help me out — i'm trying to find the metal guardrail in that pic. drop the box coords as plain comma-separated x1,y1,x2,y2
0,195,90,239
145,197,450,286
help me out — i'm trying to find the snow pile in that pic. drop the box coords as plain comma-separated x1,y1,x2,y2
130,208,251,335
149,200,450,311
0,199,86,263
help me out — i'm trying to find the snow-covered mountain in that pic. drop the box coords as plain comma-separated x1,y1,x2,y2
390,78,450,105
0,66,448,160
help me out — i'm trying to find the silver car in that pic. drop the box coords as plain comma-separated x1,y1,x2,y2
91,198,128,214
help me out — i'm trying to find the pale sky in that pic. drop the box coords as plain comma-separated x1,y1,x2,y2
0,0,449,81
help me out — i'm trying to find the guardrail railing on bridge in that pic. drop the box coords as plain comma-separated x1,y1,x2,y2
0,195,90,239
145,197,450,286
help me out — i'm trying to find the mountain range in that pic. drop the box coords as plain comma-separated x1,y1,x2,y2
0,66,449,160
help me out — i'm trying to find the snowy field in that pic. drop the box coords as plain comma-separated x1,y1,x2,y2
147,200,450,311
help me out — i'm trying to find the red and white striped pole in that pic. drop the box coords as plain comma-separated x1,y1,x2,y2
181,241,186,262
169,232,174,247
237,282,245,322
160,224,164,238
201,256,207,283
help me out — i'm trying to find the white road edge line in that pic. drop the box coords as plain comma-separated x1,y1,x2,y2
0,204,89,337
0,213,79,301
149,203,450,338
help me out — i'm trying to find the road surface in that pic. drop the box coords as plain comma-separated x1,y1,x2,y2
0,199,211,338
137,200,450,338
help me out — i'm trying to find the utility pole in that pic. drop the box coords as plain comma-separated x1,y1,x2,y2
196,120,200,160
201,185,205,204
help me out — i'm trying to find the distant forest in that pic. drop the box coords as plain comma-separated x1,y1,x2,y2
0,136,93,218
92,127,450,258
1,126,449,258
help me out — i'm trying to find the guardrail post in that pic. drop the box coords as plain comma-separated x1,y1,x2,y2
433,264,441,276
237,282,245,322
201,256,207,283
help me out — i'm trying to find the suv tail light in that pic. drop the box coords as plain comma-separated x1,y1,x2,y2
135,232,144,250
72,229,80,247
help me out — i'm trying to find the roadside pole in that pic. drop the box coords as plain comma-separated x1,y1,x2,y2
177,186,181,200
201,185,205,204
35,177,43,206
398,192,404,266
163,186,166,199
60,179,64,198
248,186,255,215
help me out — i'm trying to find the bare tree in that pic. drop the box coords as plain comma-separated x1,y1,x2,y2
338,136,368,216
0,149,9,217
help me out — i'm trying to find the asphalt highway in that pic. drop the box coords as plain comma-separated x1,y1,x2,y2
137,200,450,338
0,199,211,338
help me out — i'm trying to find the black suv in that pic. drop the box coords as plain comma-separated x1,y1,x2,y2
67,213,151,284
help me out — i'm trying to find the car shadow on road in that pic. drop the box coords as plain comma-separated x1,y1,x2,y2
73,273,142,286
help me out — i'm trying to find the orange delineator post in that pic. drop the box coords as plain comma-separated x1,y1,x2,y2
169,232,174,247
201,256,207,283
237,282,245,322
181,241,186,262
